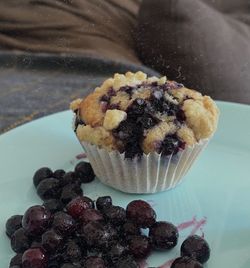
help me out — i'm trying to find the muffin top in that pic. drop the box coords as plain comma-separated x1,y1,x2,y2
71,71,219,159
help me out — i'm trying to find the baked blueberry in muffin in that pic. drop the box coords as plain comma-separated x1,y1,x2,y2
71,71,219,159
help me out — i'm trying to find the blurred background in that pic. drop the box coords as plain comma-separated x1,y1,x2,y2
0,0,249,133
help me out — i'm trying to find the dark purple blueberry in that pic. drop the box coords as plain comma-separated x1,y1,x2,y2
43,199,64,213
122,221,141,237
96,196,112,211
119,85,134,96
74,115,85,132
63,240,82,262
136,113,159,129
47,263,59,268
171,256,203,268
100,94,110,102
124,141,143,159
99,89,116,105
37,178,61,200
42,229,63,253
183,95,193,101
75,162,95,183
10,253,23,267
83,256,106,268
167,102,180,117
81,221,115,249
105,223,119,240
74,235,88,253
74,262,82,268
100,101,109,112
53,169,66,179
150,81,158,86
181,235,210,264
60,191,79,206
114,255,138,268
126,200,156,228
163,102,172,113
108,103,120,110
176,109,186,122
31,239,42,248
61,264,76,268
161,134,185,155
52,212,75,236
149,221,179,250
100,222,120,244
103,206,126,225
48,253,64,268
33,167,53,187
128,235,151,259
22,247,48,268
106,242,128,265
148,94,165,113
149,92,181,116
79,209,104,224
108,88,116,97
60,184,83,205
11,228,30,253
127,98,147,116
173,119,182,129
113,119,136,141
6,215,23,238
66,196,94,219
61,172,81,187
81,221,104,248
68,183,83,195
22,205,51,236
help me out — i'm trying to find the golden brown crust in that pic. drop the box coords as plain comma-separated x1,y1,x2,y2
110,91,131,111
182,97,219,140
103,109,127,130
79,91,105,127
177,126,197,146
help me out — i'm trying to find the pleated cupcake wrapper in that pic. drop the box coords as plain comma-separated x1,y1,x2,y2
78,139,209,194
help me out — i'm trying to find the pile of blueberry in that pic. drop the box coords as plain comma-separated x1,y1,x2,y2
6,162,210,268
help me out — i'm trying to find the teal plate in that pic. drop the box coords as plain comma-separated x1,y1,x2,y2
0,101,250,267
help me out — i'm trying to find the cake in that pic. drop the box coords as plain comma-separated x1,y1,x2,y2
70,71,219,193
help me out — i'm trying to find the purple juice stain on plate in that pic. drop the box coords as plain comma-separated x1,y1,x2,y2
75,153,87,159
146,200,157,207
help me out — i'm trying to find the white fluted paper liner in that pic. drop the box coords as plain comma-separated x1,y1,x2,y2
79,139,209,194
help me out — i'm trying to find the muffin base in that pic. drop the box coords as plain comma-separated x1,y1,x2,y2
80,139,209,194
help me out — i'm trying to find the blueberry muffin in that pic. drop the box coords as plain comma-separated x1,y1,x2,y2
70,72,219,193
